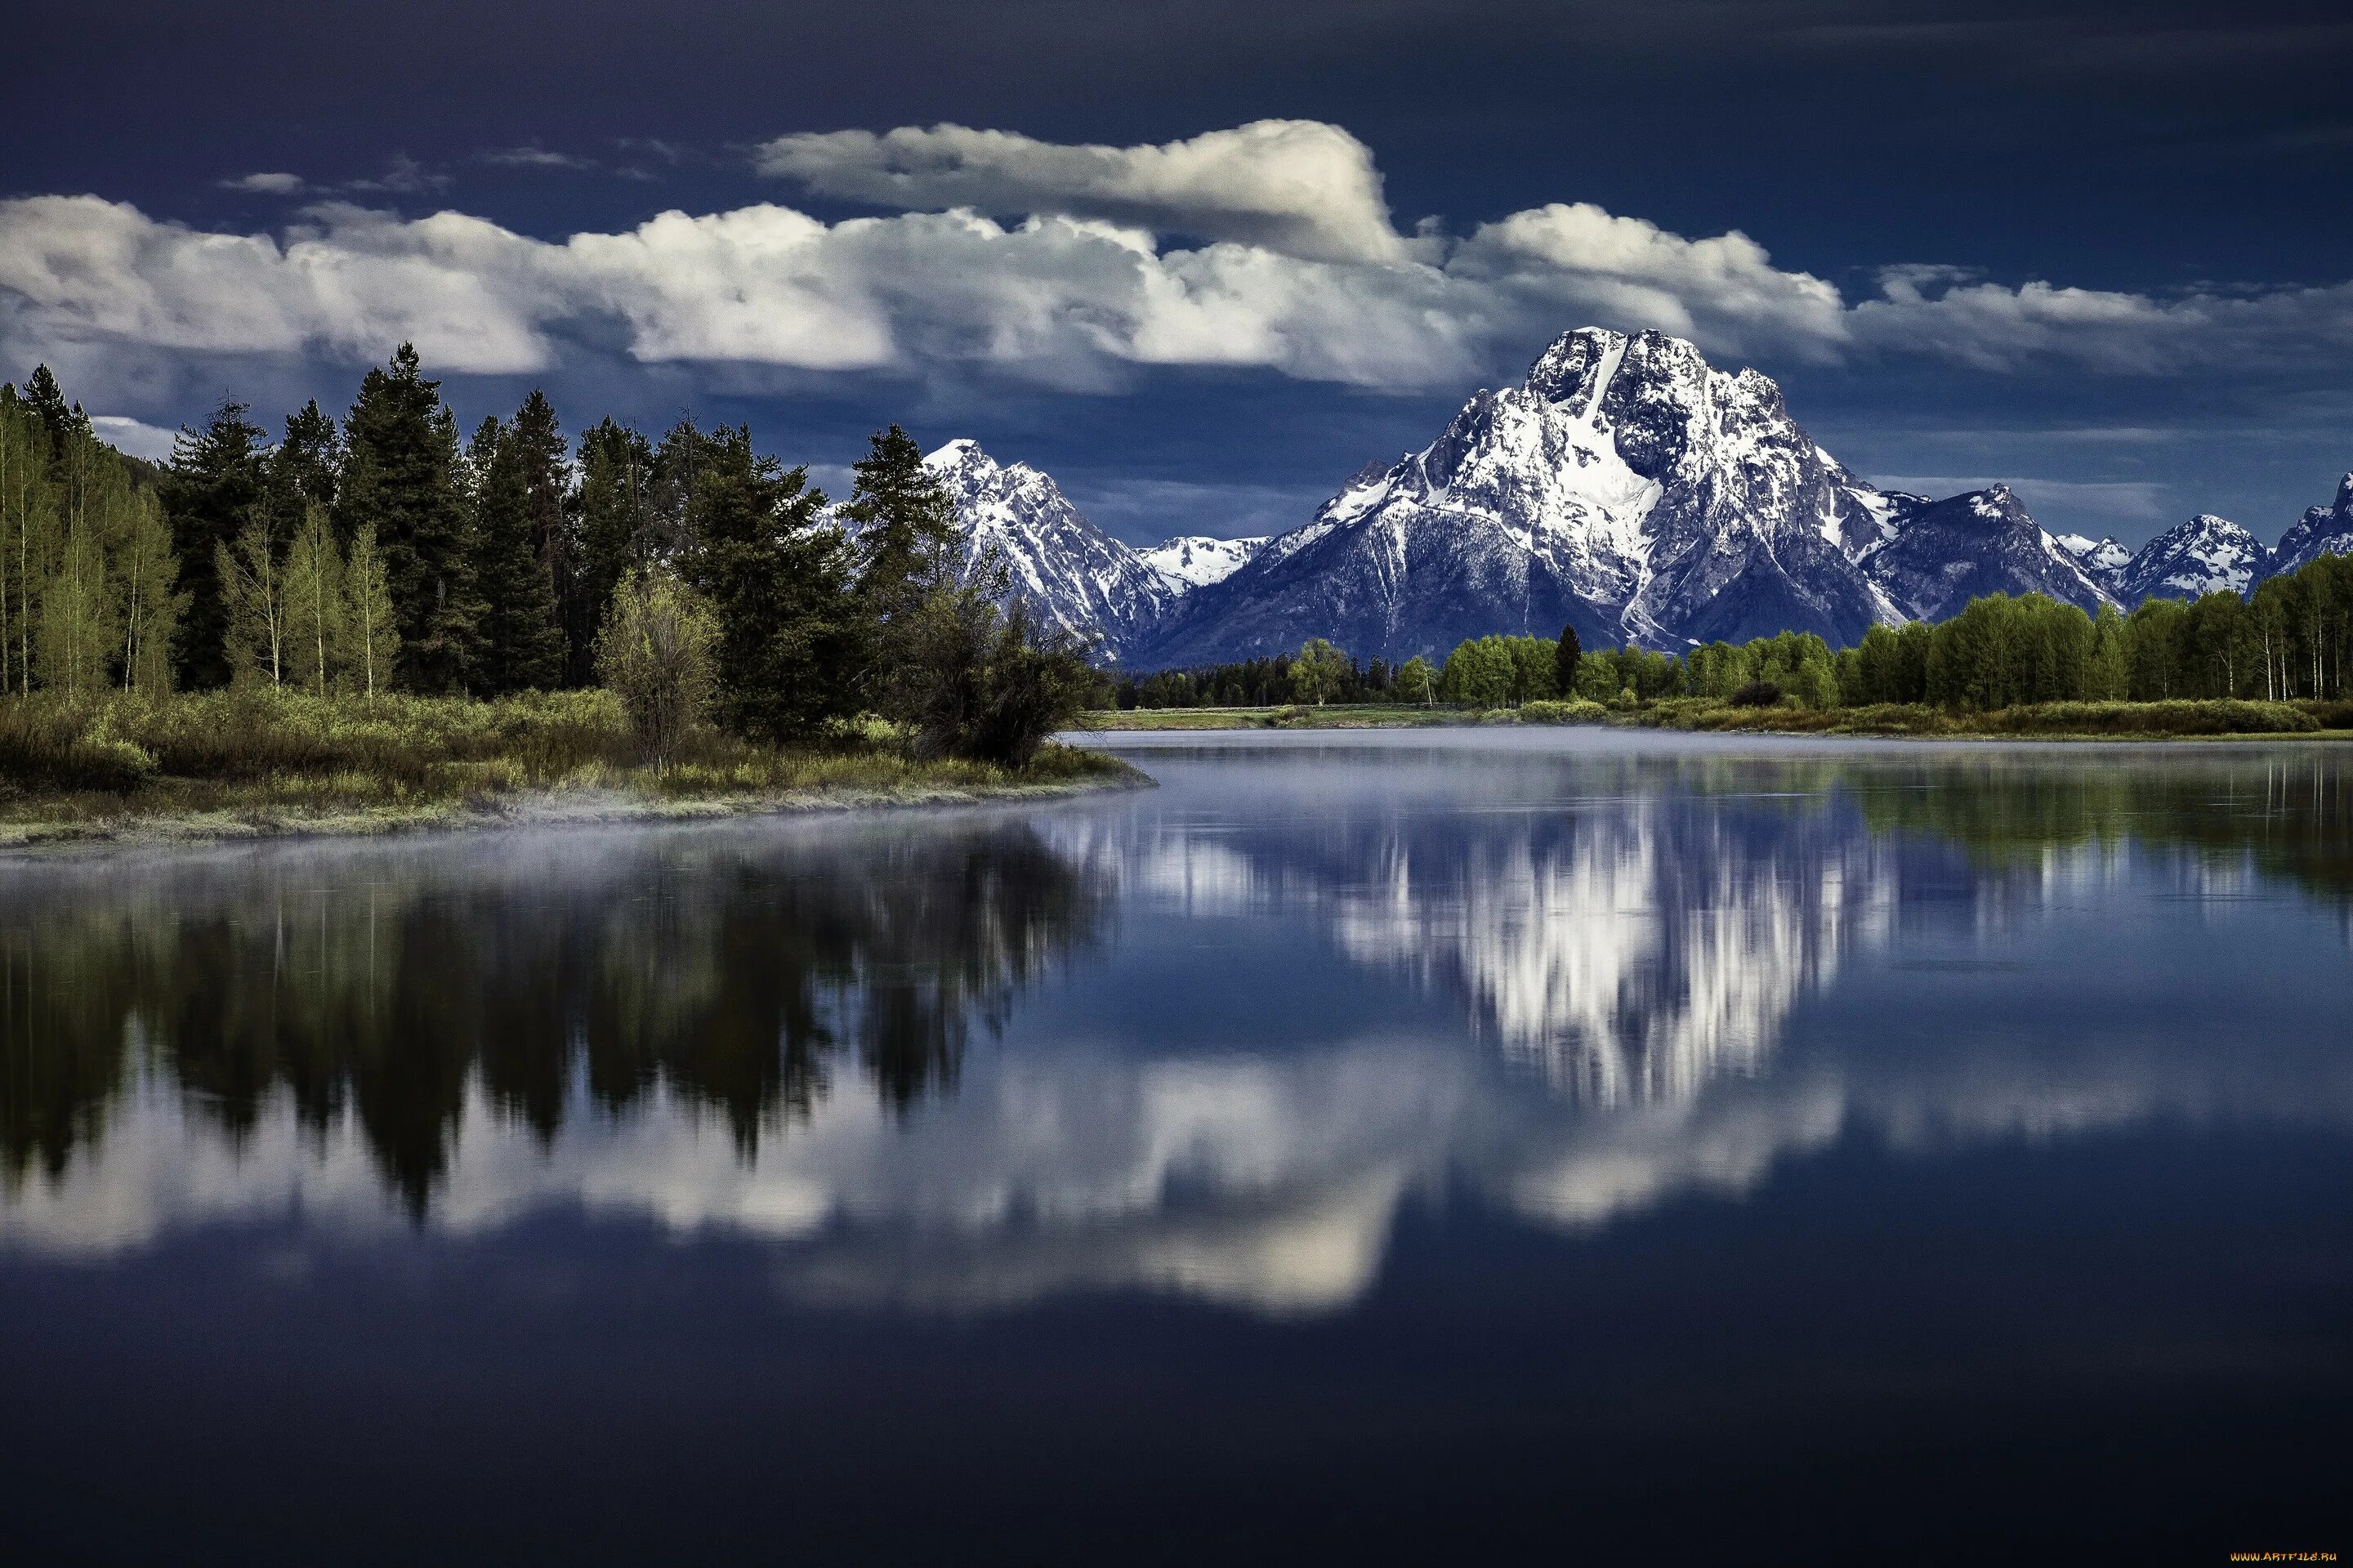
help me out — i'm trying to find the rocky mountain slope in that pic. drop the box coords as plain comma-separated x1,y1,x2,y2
1860,486,2114,621
917,440,1176,659
915,339,2351,668
1132,328,2111,665
2115,514,2271,604
2056,534,2132,595
1138,535,1265,592
2272,474,2353,577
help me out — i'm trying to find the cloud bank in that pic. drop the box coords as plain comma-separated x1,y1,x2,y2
7,119,2353,400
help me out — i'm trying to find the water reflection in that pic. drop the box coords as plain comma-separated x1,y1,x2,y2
1,821,1110,1213
5,736,2352,1316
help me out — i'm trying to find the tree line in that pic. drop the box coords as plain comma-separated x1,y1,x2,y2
1435,569,2353,712
1108,557,2353,717
0,349,1094,765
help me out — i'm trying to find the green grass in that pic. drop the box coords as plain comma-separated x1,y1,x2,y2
1078,697,1647,730
0,689,1136,847
1080,695,2353,739
1651,698,2346,738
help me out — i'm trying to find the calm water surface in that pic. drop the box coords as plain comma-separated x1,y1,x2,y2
2,730,2349,1561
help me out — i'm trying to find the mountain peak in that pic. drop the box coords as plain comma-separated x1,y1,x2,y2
2117,512,2269,605
923,437,993,473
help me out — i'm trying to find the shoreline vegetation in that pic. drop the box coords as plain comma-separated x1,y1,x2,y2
2,352,1114,854
1079,697,2353,739
1096,558,2353,743
0,690,1141,852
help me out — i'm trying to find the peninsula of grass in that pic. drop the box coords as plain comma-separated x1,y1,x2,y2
0,690,1142,851
1080,696,2353,739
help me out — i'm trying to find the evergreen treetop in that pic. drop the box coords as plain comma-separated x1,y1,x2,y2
159,397,269,690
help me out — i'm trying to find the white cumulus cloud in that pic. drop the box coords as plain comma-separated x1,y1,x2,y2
87,414,181,460
10,120,2353,404
757,118,1410,266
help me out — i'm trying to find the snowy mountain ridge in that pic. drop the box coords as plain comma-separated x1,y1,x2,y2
1139,534,1266,592
1131,327,2107,666
911,337,2353,668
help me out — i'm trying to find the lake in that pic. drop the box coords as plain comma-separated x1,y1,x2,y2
2,729,2347,1561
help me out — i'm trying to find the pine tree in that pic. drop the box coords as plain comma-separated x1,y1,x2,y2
284,503,346,701
1554,623,1582,698
677,423,860,740
258,400,342,549
467,409,567,694
572,418,655,683
159,397,268,689
844,425,961,721
338,344,477,693
511,391,576,679
217,517,288,686
343,521,400,704
21,365,76,459
117,486,184,696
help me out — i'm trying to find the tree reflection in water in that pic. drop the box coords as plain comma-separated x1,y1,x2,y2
0,820,1111,1215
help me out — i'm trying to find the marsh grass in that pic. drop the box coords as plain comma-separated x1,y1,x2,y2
1657,698,2337,737
1079,695,2353,739
0,689,1130,838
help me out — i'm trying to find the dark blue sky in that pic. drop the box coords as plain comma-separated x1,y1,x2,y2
6,0,2351,546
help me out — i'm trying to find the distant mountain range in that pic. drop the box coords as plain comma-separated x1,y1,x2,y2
917,328,2353,668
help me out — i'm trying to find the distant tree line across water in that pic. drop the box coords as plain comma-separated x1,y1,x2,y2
1108,559,2353,713
0,349,1092,766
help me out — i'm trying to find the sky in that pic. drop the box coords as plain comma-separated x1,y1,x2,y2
4,0,2351,548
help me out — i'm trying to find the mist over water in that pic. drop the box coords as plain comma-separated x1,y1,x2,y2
3,730,2349,1559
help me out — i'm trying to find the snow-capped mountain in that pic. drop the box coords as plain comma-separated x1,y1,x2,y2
1139,535,1265,592
1133,328,2113,666
2115,514,2271,604
1863,486,2114,621
919,440,1176,659
908,348,2353,672
2272,474,2353,576
2056,533,2132,593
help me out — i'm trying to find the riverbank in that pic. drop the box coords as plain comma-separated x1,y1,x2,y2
0,690,1145,852
1079,697,2353,739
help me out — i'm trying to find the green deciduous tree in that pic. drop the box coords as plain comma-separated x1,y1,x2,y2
1288,637,1349,704
284,503,346,701
342,521,400,704
217,517,288,686
1396,654,1435,704
596,565,716,770
1439,636,1512,706
35,449,120,695
117,486,183,696
0,386,59,696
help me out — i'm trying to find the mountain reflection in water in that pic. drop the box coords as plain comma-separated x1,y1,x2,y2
4,734,2351,1316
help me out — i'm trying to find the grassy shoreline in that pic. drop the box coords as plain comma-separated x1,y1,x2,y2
1078,697,2353,740
0,690,1145,854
